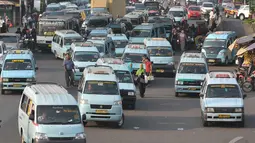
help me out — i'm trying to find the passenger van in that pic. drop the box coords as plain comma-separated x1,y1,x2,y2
70,42,100,81
130,23,166,44
77,65,124,128
201,31,237,65
168,6,187,24
124,11,144,27
175,52,208,97
51,30,84,59
96,58,136,109
0,41,7,65
107,34,128,57
87,37,116,57
144,38,175,77
0,50,38,94
18,83,86,143
88,28,112,39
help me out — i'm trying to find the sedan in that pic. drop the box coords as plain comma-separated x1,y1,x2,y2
200,2,214,14
187,5,201,19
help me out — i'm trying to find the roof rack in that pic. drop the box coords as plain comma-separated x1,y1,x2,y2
8,49,31,54
209,70,236,78
73,41,94,47
86,65,115,75
181,52,204,58
102,58,124,64
91,37,106,40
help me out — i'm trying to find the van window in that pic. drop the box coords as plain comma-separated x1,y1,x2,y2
60,38,63,47
83,81,119,95
55,35,60,43
0,45,2,53
159,27,165,36
26,99,34,116
20,94,29,111
178,63,207,74
53,35,57,42
4,59,33,70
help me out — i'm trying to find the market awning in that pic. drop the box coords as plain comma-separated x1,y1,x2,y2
228,39,237,51
0,1,14,5
236,47,247,56
246,43,255,51
236,35,254,44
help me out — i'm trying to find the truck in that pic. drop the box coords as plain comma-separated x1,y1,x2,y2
91,0,126,19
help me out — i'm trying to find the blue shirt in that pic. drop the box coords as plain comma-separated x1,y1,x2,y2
63,59,74,70
127,63,133,73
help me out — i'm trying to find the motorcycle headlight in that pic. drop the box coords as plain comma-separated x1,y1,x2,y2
235,108,243,112
206,108,214,112
80,99,89,104
128,92,135,96
35,132,48,140
113,100,122,105
75,132,86,139
176,81,183,85
2,78,8,82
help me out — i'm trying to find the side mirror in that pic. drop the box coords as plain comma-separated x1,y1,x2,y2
29,114,34,121
35,67,38,70
243,94,247,99
199,93,204,97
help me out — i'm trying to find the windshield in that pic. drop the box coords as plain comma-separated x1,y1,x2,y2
206,84,241,98
93,43,104,53
83,81,119,95
148,47,172,57
3,59,33,70
64,37,83,45
169,11,184,17
92,8,108,13
112,28,122,34
37,105,81,124
88,19,108,27
0,36,17,43
131,19,139,25
115,70,133,83
38,21,65,36
123,53,145,63
46,6,62,12
131,29,151,37
223,0,232,3
235,5,241,9
178,63,207,74
203,4,213,7
147,6,158,11
43,11,65,16
189,7,200,11
203,40,226,48
113,40,128,48
73,51,99,62
135,4,146,10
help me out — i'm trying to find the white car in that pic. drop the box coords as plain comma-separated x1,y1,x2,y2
201,2,214,14
237,5,250,20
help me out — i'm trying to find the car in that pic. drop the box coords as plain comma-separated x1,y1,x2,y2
200,2,214,14
225,5,241,18
187,5,201,19
0,33,21,49
200,70,246,127
236,5,250,20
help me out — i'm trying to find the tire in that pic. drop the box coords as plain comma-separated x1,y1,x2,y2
239,14,245,20
201,112,209,127
175,92,179,97
242,81,253,93
54,51,58,59
1,89,5,95
113,114,124,128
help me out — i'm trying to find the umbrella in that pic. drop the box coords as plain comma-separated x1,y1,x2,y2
236,47,248,56
246,42,255,51
236,35,254,44
228,39,237,51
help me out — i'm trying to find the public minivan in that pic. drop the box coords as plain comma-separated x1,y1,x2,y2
77,65,124,128
18,83,86,143
51,30,84,59
0,41,7,65
87,37,116,57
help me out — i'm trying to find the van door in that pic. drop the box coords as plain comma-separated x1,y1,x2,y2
18,94,29,142
27,99,35,141
226,39,232,62
52,35,60,56
58,37,65,59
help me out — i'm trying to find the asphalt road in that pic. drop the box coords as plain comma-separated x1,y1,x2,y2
1,19,254,143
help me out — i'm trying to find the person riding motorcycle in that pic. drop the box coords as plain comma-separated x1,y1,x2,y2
15,28,22,37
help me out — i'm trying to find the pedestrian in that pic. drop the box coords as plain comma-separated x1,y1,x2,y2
63,54,75,88
209,9,215,27
31,27,37,50
179,30,186,52
143,56,152,85
171,30,178,51
237,55,244,68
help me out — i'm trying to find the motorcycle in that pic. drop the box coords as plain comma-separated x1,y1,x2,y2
137,73,146,98
241,70,255,93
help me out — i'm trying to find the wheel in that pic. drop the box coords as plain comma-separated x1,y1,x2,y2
201,112,209,127
242,81,253,93
239,14,245,20
54,51,58,59
175,92,179,97
113,114,124,128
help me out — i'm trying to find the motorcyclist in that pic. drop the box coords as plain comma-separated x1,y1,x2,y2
22,25,28,37
15,28,22,37
31,27,37,50
189,24,196,36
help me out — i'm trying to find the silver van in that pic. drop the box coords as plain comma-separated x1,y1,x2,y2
18,82,86,143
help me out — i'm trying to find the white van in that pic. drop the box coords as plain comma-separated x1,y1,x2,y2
0,41,7,65
18,83,86,143
51,30,84,59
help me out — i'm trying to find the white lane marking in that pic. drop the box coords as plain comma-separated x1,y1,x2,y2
157,122,169,125
175,122,185,125
229,136,243,143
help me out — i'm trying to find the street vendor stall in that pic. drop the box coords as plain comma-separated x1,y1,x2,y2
236,41,255,67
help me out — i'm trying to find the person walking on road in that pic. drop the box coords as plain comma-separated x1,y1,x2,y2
63,54,75,88
179,30,187,52
209,9,215,27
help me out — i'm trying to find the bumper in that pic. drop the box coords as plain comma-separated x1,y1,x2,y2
120,91,136,105
1,82,31,90
204,113,244,122
206,58,224,64
79,104,122,122
188,15,201,19
34,139,86,143
152,64,175,75
175,85,201,93
37,42,52,49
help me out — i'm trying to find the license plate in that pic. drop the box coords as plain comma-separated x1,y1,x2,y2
48,44,51,48
13,84,22,87
156,69,164,73
96,110,108,114
218,114,230,118
208,59,215,62
189,87,196,90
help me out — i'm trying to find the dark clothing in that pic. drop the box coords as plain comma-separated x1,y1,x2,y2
238,57,244,68
171,34,178,50
22,28,28,36
15,30,22,36
65,70,74,87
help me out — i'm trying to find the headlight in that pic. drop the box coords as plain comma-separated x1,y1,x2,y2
235,108,243,112
75,132,86,139
128,92,135,96
75,65,79,69
35,132,48,140
27,78,35,82
176,81,183,85
113,100,122,105
206,108,214,112
80,99,89,104
2,78,8,82
168,62,174,65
